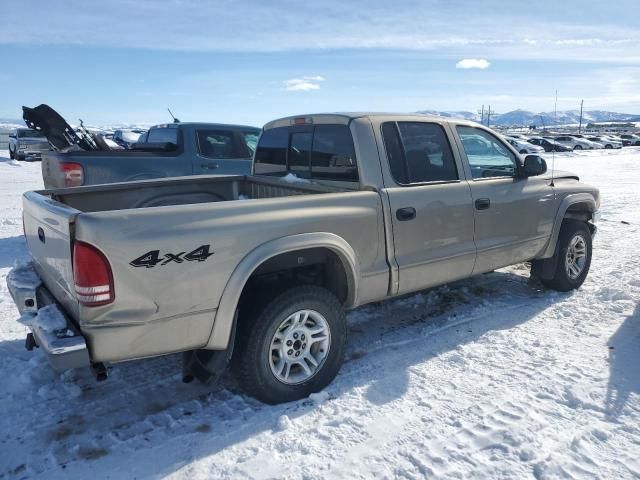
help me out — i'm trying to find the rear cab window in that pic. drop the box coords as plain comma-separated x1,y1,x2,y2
254,124,358,182
146,126,180,145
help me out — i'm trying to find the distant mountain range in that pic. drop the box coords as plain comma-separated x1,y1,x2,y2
3,109,640,130
415,109,640,127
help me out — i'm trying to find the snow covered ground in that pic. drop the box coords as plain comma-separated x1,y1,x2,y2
0,148,639,479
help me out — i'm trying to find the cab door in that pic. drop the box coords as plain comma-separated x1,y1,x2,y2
193,129,255,176
453,125,555,274
379,121,477,295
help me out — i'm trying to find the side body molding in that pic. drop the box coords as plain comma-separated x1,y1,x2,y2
539,193,597,259
205,232,360,349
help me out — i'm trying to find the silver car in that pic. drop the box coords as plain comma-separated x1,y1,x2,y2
8,128,49,160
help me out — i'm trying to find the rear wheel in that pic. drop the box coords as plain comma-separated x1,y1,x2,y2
234,286,347,404
539,221,592,292
519,149,528,154
605,144,612,149
573,145,583,150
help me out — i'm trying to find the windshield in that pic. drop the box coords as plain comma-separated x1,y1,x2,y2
18,129,45,139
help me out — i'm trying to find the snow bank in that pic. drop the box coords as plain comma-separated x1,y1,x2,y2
0,148,639,479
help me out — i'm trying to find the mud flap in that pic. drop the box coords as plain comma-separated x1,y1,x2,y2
182,315,237,384
531,255,559,282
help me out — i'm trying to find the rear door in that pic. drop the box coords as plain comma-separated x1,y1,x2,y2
193,129,255,175
453,125,555,274
379,121,476,294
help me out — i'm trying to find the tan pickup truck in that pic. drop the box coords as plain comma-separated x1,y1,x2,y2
8,113,600,404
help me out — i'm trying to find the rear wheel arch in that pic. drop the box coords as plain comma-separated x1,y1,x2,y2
204,233,359,350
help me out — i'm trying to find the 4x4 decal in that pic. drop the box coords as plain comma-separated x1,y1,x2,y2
130,245,213,268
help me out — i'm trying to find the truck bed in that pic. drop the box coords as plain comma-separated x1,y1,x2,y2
41,174,344,212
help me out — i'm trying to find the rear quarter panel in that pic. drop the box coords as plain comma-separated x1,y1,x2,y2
74,191,387,362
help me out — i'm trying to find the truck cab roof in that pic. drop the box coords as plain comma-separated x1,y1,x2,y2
263,112,477,130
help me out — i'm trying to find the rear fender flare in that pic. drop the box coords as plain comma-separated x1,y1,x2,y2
204,232,359,350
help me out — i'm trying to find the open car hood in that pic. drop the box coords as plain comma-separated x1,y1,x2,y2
22,104,94,151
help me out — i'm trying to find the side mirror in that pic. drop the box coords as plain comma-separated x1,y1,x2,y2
522,155,547,177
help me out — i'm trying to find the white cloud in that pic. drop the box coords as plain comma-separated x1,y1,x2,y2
456,58,491,69
283,76,325,91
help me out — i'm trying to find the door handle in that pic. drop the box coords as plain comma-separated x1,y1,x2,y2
200,163,219,169
475,198,491,210
396,207,416,221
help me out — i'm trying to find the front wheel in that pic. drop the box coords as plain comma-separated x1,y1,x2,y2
573,145,583,150
605,144,612,149
8,148,15,159
234,286,347,404
520,149,528,154
539,221,592,292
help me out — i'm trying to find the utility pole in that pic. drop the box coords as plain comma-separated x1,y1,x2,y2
480,105,484,125
487,105,491,128
578,99,584,133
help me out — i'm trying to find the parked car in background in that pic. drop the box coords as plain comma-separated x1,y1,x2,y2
22,104,261,188
112,129,145,149
553,136,599,150
586,136,622,149
619,134,640,146
527,137,572,152
8,112,600,404
8,127,50,160
504,136,545,155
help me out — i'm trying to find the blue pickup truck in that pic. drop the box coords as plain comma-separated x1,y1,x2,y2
23,104,260,188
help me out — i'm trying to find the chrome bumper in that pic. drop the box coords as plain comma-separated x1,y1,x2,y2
7,263,90,371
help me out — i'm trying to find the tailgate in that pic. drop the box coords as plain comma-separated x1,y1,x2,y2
22,190,81,320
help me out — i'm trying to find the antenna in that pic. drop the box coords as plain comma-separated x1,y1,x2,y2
550,90,558,187
578,99,584,133
167,108,181,123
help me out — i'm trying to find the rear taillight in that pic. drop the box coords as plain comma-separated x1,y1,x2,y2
61,162,84,187
73,241,114,306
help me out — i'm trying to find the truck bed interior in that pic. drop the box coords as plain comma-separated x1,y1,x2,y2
43,175,342,212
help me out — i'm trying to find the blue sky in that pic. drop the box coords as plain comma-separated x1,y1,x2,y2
2,0,640,126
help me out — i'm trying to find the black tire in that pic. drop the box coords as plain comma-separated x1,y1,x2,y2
234,286,347,404
573,145,582,150
540,221,592,292
605,144,612,149
520,149,528,154
8,147,15,160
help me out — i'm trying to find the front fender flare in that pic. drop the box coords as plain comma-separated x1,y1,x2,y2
540,193,597,259
205,232,360,350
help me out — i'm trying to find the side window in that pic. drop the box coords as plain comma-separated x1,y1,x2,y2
382,121,458,185
197,130,243,159
254,127,288,175
456,126,517,179
310,125,358,181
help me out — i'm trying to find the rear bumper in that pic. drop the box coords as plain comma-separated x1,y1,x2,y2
7,262,90,371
